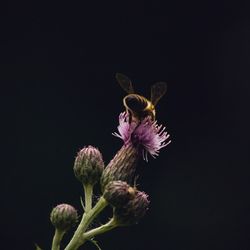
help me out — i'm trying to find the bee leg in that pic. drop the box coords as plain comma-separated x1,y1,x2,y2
128,110,133,124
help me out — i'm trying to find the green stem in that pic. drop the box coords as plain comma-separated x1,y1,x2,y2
83,218,118,240
84,184,93,213
64,197,108,250
51,229,65,250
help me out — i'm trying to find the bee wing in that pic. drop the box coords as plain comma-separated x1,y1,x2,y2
150,82,167,106
115,73,134,94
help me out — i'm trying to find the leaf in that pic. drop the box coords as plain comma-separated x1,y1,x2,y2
80,196,85,211
34,243,42,250
89,238,102,250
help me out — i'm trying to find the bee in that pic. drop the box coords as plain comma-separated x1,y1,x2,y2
115,73,167,123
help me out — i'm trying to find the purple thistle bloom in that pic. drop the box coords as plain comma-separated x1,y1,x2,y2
113,112,171,161
100,112,171,191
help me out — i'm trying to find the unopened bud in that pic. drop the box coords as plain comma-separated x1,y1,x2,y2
114,191,149,226
74,146,104,186
50,204,78,231
103,181,135,208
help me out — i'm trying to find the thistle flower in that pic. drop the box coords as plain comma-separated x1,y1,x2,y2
103,181,136,208
114,190,150,225
50,204,78,231
100,112,170,190
74,146,104,186
113,112,171,161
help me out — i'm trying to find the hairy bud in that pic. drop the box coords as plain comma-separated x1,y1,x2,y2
114,191,149,225
74,146,104,186
50,204,78,231
103,181,135,208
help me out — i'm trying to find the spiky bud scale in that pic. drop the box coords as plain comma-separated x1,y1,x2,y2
100,144,139,191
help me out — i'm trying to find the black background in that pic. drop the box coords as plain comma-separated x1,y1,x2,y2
2,1,250,250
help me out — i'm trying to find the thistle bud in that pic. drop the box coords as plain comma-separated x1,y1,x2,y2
114,191,149,226
50,204,78,231
103,181,135,208
74,146,104,186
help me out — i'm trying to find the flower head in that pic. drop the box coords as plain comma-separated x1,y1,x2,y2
103,181,136,208
113,112,171,161
50,204,78,231
74,146,104,186
114,190,150,225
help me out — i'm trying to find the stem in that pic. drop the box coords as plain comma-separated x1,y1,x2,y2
51,229,65,250
64,197,108,250
83,218,118,240
84,184,93,213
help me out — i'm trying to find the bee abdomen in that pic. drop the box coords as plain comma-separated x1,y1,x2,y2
124,94,148,112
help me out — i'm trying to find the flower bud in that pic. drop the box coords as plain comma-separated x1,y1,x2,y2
103,181,135,208
114,191,149,226
74,146,104,186
50,204,78,231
